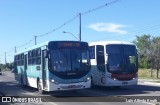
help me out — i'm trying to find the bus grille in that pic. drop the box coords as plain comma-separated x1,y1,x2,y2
111,73,137,81
60,85,83,89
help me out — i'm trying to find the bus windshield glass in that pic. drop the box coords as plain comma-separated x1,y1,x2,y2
106,44,138,73
48,41,90,79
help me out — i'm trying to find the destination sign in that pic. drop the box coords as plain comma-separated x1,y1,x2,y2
48,41,88,50
57,42,80,48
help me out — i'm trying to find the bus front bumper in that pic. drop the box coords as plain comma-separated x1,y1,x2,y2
46,79,91,91
105,78,138,86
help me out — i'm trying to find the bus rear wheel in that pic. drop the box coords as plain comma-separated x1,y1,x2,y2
37,80,44,94
20,77,26,88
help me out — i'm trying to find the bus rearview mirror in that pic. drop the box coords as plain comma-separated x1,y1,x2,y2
43,50,49,58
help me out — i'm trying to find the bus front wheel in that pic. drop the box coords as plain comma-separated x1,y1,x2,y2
91,77,95,88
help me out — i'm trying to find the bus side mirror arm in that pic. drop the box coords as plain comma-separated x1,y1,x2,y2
44,50,49,58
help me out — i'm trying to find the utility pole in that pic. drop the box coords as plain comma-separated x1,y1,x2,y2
5,52,6,64
34,35,37,45
79,13,81,41
15,46,17,53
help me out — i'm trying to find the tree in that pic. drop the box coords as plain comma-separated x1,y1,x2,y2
5,63,13,70
0,62,13,71
152,37,160,78
134,35,160,78
0,64,5,70
133,34,152,68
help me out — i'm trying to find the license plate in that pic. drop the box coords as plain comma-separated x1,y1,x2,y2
68,85,76,88
122,82,128,85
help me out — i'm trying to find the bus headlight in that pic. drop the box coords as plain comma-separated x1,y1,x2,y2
87,77,90,80
50,79,59,85
51,79,55,82
113,78,117,80
85,77,91,82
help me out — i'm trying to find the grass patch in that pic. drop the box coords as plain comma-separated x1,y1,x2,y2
154,81,160,83
138,68,160,79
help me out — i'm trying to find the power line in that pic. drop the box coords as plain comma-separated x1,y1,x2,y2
16,39,34,48
82,0,121,15
2,14,79,57
3,14,78,55
132,25,160,34
6,48,14,54
123,24,160,37
36,0,121,39
2,0,121,63
37,15,79,38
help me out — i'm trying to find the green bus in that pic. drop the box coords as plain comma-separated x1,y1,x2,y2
14,41,91,94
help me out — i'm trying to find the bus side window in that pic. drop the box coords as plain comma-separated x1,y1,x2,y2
89,46,95,59
32,50,36,65
36,48,41,65
28,51,32,65
21,53,24,66
96,45,105,72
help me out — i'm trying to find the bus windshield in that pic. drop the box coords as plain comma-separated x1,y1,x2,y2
106,44,138,73
48,41,90,79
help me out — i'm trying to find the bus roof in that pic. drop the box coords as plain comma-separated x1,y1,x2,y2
14,41,50,55
14,40,87,55
89,41,135,46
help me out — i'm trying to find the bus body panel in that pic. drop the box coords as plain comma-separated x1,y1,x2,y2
90,64,105,86
105,77,138,86
46,70,91,91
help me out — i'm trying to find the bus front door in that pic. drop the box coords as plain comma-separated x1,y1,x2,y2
42,50,47,89
22,54,27,86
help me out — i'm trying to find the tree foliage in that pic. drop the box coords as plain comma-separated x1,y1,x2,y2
134,34,160,78
0,62,13,71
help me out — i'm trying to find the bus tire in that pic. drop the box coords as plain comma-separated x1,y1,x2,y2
113,86,121,89
20,77,25,88
91,77,95,88
37,80,44,94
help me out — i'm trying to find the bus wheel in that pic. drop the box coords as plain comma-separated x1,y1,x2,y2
91,77,95,88
113,86,121,89
20,77,25,88
37,80,44,94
